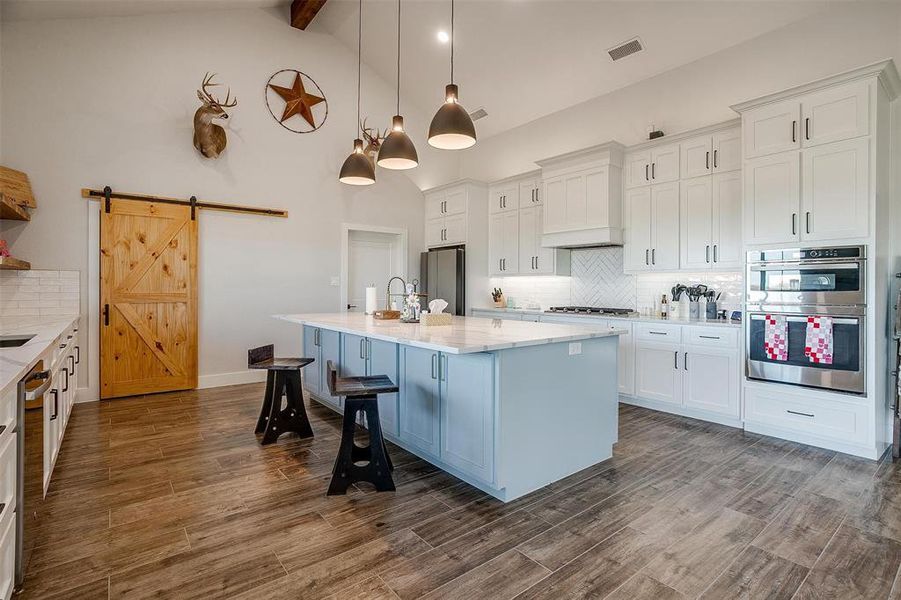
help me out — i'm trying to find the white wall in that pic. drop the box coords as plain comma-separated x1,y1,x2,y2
0,7,457,397
459,3,901,183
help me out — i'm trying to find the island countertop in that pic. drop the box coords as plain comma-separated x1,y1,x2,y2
276,313,625,354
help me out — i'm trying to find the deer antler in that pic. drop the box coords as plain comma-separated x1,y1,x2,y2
199,72,237,107
360,117,384,144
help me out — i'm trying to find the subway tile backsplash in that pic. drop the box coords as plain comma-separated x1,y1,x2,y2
487,247,743,313
0,270,81,327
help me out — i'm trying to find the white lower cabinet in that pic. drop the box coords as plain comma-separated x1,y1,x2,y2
0,501,13,600
682,346,739,417
615,324,634,396
635,341,682,406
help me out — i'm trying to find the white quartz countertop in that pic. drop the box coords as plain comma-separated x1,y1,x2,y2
0,316,79,396
471,307,742,329
276,313,626,354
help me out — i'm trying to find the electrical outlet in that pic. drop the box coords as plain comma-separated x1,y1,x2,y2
569,342,582,355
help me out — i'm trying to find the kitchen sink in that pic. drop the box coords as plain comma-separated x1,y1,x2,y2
0,334,35,348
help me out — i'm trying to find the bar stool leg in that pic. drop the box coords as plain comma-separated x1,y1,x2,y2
362,401,395,491
283,370,314,439
260,372,286,445
255,370,275,434
327,397,395,495
327,399,361,495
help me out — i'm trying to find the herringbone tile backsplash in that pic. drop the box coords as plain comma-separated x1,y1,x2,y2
488,247,743,311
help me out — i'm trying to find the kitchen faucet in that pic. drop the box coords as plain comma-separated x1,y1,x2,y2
386,276,407,310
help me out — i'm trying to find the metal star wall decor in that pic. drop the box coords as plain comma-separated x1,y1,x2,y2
265,69,328,133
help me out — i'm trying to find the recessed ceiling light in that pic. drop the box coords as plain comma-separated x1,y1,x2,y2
436,30,449,43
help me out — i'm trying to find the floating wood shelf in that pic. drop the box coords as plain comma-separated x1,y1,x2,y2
0,194,31,221
0,256,31,270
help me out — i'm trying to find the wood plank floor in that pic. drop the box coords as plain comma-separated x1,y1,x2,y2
18,382,901,599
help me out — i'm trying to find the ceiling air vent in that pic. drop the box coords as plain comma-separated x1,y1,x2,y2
469,108,488,121
608,37,643,62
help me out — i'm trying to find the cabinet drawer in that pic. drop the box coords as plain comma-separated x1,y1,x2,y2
0,430,15,525
744,387,869,445
635,323,682,343
684,327,738,348
0,500,13,600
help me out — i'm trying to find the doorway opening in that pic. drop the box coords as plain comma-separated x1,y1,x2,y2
341,224,408,313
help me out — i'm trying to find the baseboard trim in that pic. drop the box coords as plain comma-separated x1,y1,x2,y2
75,386,99,404
198,370,267,389
744,421,883,460
619,395,743,429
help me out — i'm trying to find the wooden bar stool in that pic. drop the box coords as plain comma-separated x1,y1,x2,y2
325,360,396,495
248,344,315,445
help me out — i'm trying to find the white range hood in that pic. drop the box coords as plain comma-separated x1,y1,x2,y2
535,141,624,249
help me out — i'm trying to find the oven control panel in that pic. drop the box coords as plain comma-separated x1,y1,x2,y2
748,245,865,263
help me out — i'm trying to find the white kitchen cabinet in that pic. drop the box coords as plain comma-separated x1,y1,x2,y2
425,191,445,221
679,177,713,270
801,80,869,148
801,137,869,241
649,143,680,184
650,182,680,270
742,98,801,158
0,503,13,600
625,150,651,188
711,171,742,269
615,323,634,396
543,168,610,234
489,183,518,214
682,346,739,417
680,171,742,270
425,218,444,247
712,128,741,173
634,341,682,406
680,135,713,180
444,187,466,215
519,178,541,207
743,151,800,245
489,211,519,275
625,187,652,272
424,182,487,251
517,205,569,275
443,213,467,245
440,352,495,484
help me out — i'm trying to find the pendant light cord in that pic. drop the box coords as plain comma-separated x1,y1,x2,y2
356,0,363,138
450,0,455,85
396,0,401,115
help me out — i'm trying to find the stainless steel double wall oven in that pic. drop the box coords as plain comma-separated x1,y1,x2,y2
746,245,866,395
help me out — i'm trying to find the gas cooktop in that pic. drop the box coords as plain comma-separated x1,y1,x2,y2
546,306,637,316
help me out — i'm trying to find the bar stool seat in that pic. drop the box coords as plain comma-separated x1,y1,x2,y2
248,344,314,445
325,361,396,495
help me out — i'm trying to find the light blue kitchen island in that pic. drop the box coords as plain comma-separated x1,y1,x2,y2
277,313,625,502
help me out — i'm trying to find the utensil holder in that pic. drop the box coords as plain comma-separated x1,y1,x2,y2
706,301,718,320
689,301,700,320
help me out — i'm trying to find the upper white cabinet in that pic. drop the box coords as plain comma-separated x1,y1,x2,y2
680,171,742,270
625,143,679,187
733,63,894,246
741,98,801,159
537,142,624,248
625,181,679,271
801,80,869,148
487,172,570,276
681,128,741,180
743,151,801,245
625,150,651,188
712,128,742,173
424,181,484,248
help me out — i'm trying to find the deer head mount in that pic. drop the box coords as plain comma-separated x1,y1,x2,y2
361,118,386,166
193,73,238,159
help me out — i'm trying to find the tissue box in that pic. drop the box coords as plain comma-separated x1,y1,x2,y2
421,312,453,326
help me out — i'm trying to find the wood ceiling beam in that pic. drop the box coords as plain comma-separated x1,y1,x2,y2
290,0,327,30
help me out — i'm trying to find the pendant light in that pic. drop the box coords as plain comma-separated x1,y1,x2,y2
339,0,376,186
377,0,418,170
427,0,476,150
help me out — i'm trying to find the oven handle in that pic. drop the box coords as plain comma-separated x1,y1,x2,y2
749,263,861,272
748,314,860,325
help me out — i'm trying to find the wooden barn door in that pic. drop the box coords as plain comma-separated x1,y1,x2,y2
100,199,198,399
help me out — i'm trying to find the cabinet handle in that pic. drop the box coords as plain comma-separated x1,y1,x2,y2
651,162,656,179
649,331,667,336
534,256,538,270
499,259,502,272
431,354,438,380
62,366,70,393
792,213,797,236
713,149,718,169
674,351,678,370
805,117,810,140
706,245,710,263
645,164,649,181
684,352,688,371
440,355,448,382
68,354,75,374
713,244,718,263
645,249,649,266
787,409,814,418
49,390,59,421
699,335,721,340
706,151,710,170
792,120,797,143
367,339,371,362
359,338,365,359
75,345,81,364
806,211,811,234
651,248,656,265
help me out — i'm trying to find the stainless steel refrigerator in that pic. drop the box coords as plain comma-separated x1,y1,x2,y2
420,246,465,316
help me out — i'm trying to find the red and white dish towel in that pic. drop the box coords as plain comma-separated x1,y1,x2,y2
805,315,834,365
764,315,788,361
